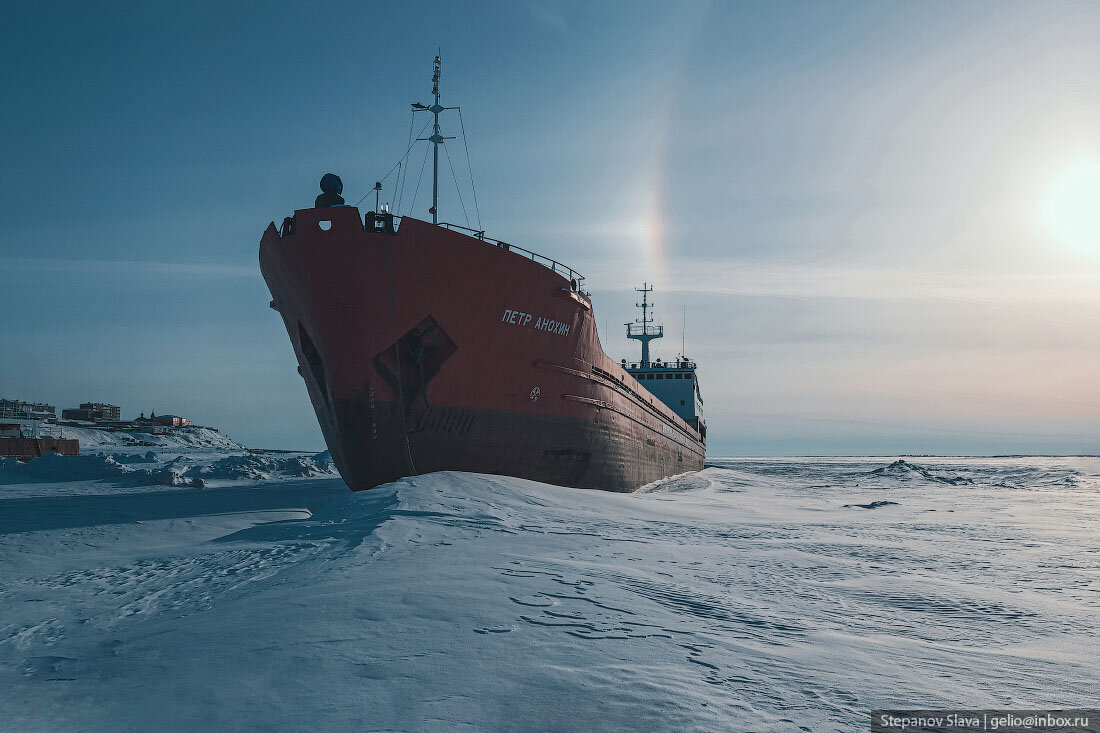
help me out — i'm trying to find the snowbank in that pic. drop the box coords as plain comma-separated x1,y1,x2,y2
56,425,245,452
0,453,131,483
185,452,336,483
2,457,1099,731
867,458,974,484
0,449,335,487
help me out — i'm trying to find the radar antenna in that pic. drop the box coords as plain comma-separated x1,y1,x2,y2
625,283,664,366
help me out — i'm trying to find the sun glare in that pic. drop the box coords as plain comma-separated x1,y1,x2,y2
1041,159,1100,255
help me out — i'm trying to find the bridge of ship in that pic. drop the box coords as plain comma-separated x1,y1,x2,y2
622,359,703,427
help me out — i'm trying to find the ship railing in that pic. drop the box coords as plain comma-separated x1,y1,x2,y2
623,360,696,371
438,221,586,288
280,211,586,288
626,323,663,338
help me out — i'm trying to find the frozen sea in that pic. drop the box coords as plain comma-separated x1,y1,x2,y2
2,449,1098,731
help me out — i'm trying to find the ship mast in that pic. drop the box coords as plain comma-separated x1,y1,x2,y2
626,283,664,366
413,53,455,226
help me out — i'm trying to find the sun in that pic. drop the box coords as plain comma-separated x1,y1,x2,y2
1041,159,1100,255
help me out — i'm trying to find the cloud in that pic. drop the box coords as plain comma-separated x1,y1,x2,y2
583,259,1100,304
5,257,256,279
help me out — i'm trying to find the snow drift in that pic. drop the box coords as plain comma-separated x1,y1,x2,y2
1,456,1098,731
55,425,245,452
0,449,335,487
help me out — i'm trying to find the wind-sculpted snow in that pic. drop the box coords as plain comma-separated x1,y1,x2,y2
0,449,337,488
869,458,975,484
842,499,900,509
56,425,246,452
184,452,336,482
1,456,1098,731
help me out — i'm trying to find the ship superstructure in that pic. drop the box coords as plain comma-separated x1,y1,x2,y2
259,56,705,492
622,285,705,439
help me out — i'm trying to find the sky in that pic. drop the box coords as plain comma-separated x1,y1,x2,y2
2,0,1098,454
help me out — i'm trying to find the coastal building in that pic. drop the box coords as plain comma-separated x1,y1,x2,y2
133,411,192,429
0,411,80,458
0,399,56,421
61,402,122,422
152,414,191,427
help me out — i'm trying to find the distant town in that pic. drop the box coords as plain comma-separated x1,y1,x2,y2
1,397,206,460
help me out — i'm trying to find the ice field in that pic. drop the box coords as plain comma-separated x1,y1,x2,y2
2,448,1098,731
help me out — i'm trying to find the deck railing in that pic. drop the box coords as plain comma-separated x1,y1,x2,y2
623,360,697,371
285,210,587,288
437,221,586,287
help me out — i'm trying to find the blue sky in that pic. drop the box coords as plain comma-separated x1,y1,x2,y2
2,1,1098,453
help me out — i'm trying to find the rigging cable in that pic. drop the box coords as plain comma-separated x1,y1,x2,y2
397,149,411,215
395,113,416,213
356,114,432,207
388,161,401,213
408,141,431,217
442,141,471,228
457,108,482,230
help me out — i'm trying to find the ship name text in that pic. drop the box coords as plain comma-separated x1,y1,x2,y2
501,309,571,337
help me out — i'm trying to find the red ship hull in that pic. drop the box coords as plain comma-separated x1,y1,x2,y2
260,207,705,492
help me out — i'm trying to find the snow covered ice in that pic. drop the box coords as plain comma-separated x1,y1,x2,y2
2,453,1099,731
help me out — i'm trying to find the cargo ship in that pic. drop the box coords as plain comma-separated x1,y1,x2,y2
259,56,706,492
